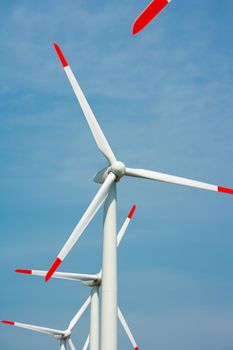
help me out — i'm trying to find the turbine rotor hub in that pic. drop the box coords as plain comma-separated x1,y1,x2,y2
93,161,126,184
110,161,126,181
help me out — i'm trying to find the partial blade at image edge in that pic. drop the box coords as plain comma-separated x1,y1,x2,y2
1,320,65,336
132,0,172,35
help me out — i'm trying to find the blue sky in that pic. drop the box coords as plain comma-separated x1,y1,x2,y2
1,0,233,349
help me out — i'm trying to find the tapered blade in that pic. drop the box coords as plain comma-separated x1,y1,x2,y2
118,308,139,349
82,335,90,350
125,167,233,194
1,320,65,336
96,204,137,278
117,204,136,247
15,269,98,283
45,172,116,282
16,204,136,285
54,43,116,165
67,338,76,350
132,0,172,35
67,297,91,333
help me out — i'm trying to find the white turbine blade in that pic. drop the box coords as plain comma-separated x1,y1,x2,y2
118,308,139,350
45,172,116,282
1,320,65,337
54,43,116,165
117,204,136,247
15,269,98,282
67,296,91,333
97,204,137,278
132,0,172,35
18,204,136,284
67,338,76,350
125,167,233,195
82,335,90,350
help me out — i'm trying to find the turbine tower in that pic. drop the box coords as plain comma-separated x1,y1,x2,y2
44,43,233,350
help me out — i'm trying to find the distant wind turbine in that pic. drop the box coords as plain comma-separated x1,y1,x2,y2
15,205,139,350
1,297,90,350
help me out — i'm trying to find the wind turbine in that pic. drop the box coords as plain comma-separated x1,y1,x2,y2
44,43,233,350
15,205,139,350
132,0,172,35
1,296,90,350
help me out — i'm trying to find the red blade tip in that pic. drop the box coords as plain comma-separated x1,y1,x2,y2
15,269,32,274
132,19,144,35
45,257,62,282
2,320,14,326
135,347,139,350
128,204,136,219
54,43,68,67
132,0,169,35
218,186,233,195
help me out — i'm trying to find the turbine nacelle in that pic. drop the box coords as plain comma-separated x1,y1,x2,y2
82,277,101,287
53,333,69,340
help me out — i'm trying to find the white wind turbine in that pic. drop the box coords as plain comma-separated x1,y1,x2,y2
1,297,90,350
15,205,139,350
45,43,233,350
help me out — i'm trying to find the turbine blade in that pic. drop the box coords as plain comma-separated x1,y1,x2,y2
1,320,65,336
67,338,76,350
15,269,98,282
118,308,139,350
97,204,137,278
93,166,109,184
14,269,32,275
45,172,116,282
132,0,172,35
54,43,116,165
16,205,136,284
67,297,91,333
125,167,233,195
82,335,90,350
117,204,136,247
